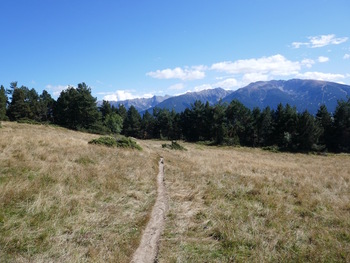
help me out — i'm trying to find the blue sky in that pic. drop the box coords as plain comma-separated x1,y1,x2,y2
1,0,349,101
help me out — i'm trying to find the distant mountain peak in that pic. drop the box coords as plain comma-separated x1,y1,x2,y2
223,79,350,114
97,79,350,115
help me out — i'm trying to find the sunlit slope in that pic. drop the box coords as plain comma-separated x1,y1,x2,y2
0,122,157,262
1,122,349,262
146,141,350,263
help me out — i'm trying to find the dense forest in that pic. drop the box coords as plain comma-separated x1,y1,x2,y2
1,82,349,153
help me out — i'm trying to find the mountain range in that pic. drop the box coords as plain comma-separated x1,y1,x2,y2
99,79,350,115
105,95,171,112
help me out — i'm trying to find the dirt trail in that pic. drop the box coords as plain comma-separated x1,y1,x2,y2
131,158,168,263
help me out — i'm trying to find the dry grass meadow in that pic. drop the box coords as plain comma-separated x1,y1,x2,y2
0,122,158,262
1,122,350,262
149,142,350,262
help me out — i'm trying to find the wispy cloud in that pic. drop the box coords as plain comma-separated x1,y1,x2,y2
194,84,213,92
211,54,300,76
145,51,349,96
215,78,239,90
102,90,155,101
147,66,206,81
318,56,329,63
292,34,348,48
242,73,269,86
292,42,308,49
296,71,345,82
103,90,135,101
46,84,70,97
301,59,315,68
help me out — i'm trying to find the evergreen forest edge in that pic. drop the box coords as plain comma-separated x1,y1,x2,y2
0,81,349,153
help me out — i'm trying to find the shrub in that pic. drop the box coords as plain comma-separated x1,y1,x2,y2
262,145,280,153
116,136,142,150
89,136,142,150
88,136,117,147
162,141,187,151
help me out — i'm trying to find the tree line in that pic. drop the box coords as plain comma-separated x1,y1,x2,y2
1,82,349,153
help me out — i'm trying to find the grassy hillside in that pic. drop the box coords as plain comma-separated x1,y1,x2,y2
0,122,157,262
1,122,350,262
148,141,350,262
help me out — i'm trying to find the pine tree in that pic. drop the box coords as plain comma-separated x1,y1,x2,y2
27,88,40,121
295,110,321,152
273,103,298,150
0,85,8,120
316,104,333,150
99,100,112,121
212,102,227,144
226,100,252,146
180,100,206,142
123,106,141,137
104,113,123,134
259,106,274,146
333,99,350,152
141,110,155,139
39,90,55,122
55,83,101,130
7,86,30,121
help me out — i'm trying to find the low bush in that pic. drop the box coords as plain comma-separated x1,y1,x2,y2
162,141,187,151
116,136,142,150
89,136,142,150
88,136,117,147
262,145,280,153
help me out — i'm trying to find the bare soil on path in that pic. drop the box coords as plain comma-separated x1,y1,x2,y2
131,158,168,263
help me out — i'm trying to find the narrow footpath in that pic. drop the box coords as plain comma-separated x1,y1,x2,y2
131,158,168,263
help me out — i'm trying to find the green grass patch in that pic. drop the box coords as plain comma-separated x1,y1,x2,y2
89,136,142,150
162,141,187,151
88,136,117,147
116,136,142,150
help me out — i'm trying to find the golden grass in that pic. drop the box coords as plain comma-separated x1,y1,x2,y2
0,122,158,262
1,123,350,262
142,141,350,262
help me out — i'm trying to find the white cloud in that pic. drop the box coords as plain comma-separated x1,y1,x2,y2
242,73,269,86
215,78,239,90
168,83,185,90
292,42,309,49
301,59,315,68
310,34,348,48
194,84,213,92
141,93,154,98
344,54,350,60
318,56,329,63
146,66,206,81
46,84,71,97
292,34,348,48
296,71,345,82
211,54,300,76
103,90,135,101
